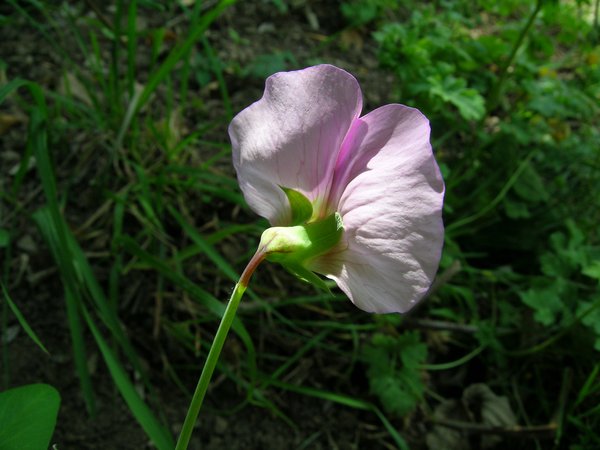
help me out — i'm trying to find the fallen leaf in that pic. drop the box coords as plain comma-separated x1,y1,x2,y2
426,383,518,450
426,399,470,450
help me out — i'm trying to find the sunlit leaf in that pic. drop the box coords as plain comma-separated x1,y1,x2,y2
0,384,60,450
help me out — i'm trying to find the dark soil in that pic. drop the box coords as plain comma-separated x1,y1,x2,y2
0,1,420,449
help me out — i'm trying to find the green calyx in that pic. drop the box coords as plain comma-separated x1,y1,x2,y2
259,189,343,292
260,212,343,264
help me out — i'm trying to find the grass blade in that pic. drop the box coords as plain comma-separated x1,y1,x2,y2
267,379,409,450
33,209,97,416
26,87,98,415
168,206,239,282
81,305,174,450
118,235,255,353
0,78,29,103
118,235,258,383
116,0,237,148
126,0,138,96
1,283,49,355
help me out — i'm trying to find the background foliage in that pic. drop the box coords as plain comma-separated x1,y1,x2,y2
1,0,599,448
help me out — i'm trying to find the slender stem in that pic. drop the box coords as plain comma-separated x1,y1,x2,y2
446,151,534,234
174,249,266,450
429,417,556,438
486,0,542,113
504,298,600,357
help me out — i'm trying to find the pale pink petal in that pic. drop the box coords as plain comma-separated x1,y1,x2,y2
310,105,444,313
229,65,362,226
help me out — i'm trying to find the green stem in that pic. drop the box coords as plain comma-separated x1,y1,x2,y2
446,151,534,234
420,344,486,371
505,299,600,357
486,0,542,113
174,249,265,450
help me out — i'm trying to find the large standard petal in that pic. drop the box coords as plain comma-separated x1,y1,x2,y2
310,105,444,313
229,65,362,226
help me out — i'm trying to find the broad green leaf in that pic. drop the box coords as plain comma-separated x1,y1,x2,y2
519,279,567,326
427,75,485,121
0,384,60,450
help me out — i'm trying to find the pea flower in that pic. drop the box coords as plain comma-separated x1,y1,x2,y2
229,64,444,313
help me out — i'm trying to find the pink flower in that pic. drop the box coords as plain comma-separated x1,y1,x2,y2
229,65,444,313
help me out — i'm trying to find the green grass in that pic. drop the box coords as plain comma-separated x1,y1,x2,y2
1,0,599,448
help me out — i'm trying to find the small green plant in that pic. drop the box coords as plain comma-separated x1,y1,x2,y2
362,332,427,416
373,6,486,122
519,220,600,348
2,0,600,447
0,384,61,450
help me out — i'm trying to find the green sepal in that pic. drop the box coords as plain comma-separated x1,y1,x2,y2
261,212,343,263
303,212,343,258
282,262,332,294
280,186,313,225
260,211,343,294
